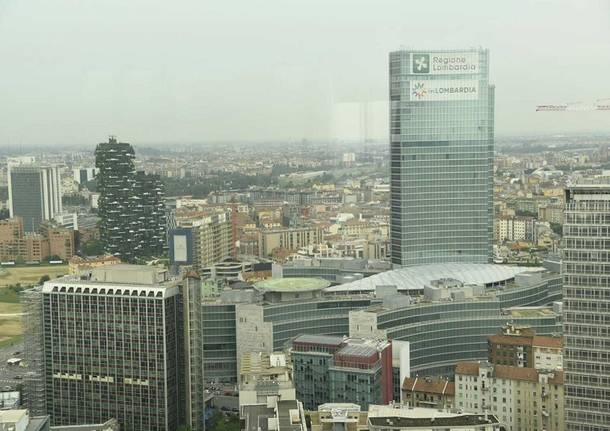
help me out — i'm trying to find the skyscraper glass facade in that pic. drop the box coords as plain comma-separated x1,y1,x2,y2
563,182,610,430
389,49,494,267
9,165,62,233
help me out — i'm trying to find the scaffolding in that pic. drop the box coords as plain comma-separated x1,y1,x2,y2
20,287,46,415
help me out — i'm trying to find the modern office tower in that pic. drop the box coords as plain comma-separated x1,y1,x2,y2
8,165,62,232
563,181,610,430
72,167,97,184
389,48,494,267
291,335,393,410
168,209,233,270
38,265,203,431
134,171,167,256
202,279,380,385
95,137,137,261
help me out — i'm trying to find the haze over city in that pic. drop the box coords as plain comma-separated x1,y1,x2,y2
1,0,610,147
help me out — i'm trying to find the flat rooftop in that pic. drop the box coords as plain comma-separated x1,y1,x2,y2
254,277,330,293
293,334,345,347
506,307,557,318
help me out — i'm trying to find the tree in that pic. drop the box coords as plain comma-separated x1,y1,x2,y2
550,222,562,236
38,275,51,285
83,239,105,256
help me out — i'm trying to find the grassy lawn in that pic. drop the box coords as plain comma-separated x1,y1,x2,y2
0,302,22,314
0,265,69,289
0,335,22,349
0,265,68,340
0,318,22,347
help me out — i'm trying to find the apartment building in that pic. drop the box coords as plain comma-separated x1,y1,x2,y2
455,361,564,431
257,226,323,257
401,377,454,410
487,324,563,370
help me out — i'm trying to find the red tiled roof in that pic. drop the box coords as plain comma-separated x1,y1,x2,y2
455,362,480,376
532,336,563,349
549,371,564,385
494,365,538,382
402,377,455,396
488,334,533,346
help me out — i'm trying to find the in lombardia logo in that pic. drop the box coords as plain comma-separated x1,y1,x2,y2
412,82,427,100
413,54,429,73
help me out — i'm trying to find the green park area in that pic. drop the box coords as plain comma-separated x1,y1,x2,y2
0,265,69,347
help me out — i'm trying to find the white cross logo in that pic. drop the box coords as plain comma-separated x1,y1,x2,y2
415,56,427,71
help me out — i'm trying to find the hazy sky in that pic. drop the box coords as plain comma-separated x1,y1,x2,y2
1,0,609,146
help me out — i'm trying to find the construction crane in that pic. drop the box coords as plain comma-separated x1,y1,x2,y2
536,98,610,112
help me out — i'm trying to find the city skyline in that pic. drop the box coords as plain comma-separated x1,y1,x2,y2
1,0,609,147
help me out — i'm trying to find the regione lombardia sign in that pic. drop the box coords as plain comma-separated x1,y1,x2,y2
409,79,479,102
411,52,479,75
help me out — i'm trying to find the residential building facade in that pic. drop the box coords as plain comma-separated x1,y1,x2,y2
455,361,564,431
401,376,454,410
487,324,562,370
168,209,233,270
257,226,323,257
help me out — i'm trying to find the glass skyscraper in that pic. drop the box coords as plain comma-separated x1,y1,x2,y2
389,49,494,267
563,181,610,430
8,164,62,233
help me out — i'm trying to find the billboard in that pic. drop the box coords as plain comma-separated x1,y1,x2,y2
411,52,479,75
169,228,193,265
409,79,479,102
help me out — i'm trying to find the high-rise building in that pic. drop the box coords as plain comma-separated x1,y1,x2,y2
134,171,167,256
389,49,494,267
563,181,610,430
95,137,137,260
73,167,97,185
8,165,62,232
36,265,203,431
95,137,167,261
168,209,233,270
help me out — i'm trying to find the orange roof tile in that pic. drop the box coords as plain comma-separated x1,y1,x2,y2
494,365,538,382
532,336,563,349
455,362,480,376
402,377,455,396
548,371,564,385
488,334,533,346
